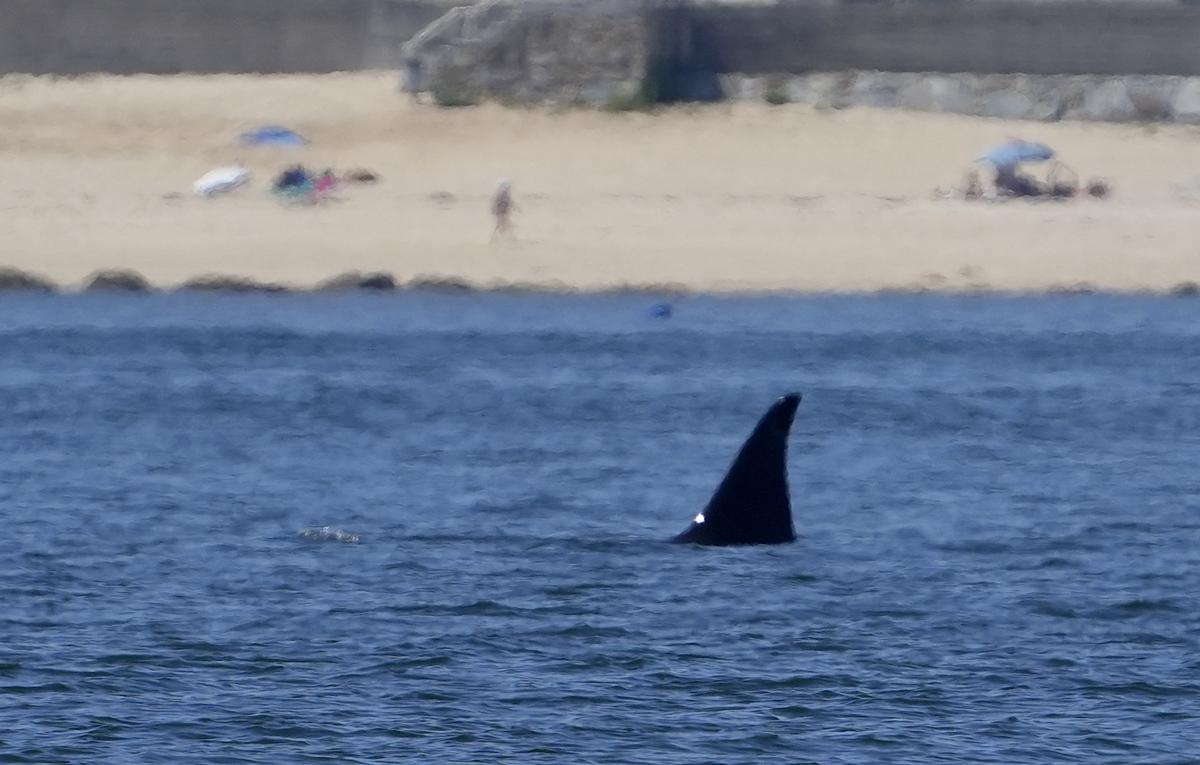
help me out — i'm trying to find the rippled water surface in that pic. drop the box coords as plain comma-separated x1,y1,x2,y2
2,293,1198,763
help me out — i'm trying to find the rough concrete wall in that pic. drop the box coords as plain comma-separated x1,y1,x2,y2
725,71,1200,124
674,0,1200,77
420,0,651,106
0,0,449,74
365,0,459,68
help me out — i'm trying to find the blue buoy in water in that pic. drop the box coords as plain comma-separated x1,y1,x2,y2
651,303,673,319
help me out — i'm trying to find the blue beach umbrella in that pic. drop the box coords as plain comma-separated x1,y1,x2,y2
977,140,1055,170
239,125,309,148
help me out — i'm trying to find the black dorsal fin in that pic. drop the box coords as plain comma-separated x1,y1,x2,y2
672,394,801,546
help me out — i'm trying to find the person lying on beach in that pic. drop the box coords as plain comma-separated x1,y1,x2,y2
314,169,338,196
274,165,311,191
993,166,1043,197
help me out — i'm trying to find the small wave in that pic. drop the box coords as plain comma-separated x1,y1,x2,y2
1079,735,1138,752
1111,632,1190,647
1094,598,1181,619
771,704,816,718
853,734,903,747
386,599,525,617
94,653,165,666
1022,597,1078,618
1077,680,1198,699
298,526,361,544
791,639,852,653
1092,521,1157,533
1036,557,1076,569
649,673,863,693
932,539,1013,555
785,573,819,583
0,682,73,694
538,581,638,597
531,623,632,639
411,690,458,702
371,655,454,672
1154,711,1194,721
865,608,927,620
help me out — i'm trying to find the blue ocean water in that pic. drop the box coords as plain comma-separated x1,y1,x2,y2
1,292,1198,764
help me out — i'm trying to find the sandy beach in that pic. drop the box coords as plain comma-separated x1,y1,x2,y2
2,71,1200,293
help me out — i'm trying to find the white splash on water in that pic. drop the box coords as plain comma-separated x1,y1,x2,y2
299,526,361,544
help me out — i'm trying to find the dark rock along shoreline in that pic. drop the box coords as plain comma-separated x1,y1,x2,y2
1,266,1198,297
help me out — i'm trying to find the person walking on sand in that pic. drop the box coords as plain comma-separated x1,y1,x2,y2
490,179,515,242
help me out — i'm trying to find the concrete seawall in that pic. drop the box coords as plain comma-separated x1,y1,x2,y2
0,0,451,74
670,0,1200,78
9,0,1200,79
722,71,1200,124
8,0,1200,125
396,0,1200,123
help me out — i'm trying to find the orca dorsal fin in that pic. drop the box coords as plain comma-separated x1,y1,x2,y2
672,394,801,546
